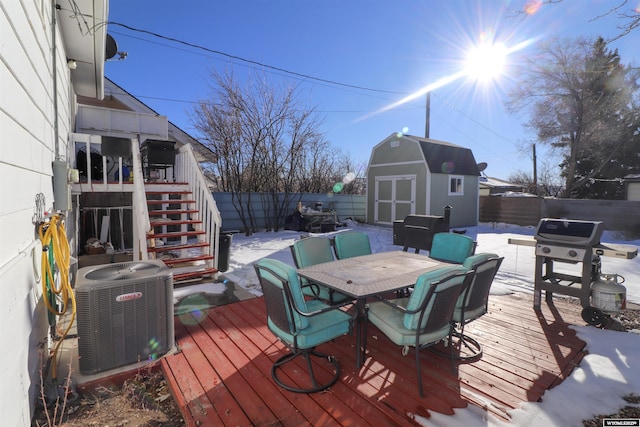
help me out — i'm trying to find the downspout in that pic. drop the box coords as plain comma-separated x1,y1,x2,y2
51,0,60,158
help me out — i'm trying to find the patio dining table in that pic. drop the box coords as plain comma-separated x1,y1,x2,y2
297,250,450,368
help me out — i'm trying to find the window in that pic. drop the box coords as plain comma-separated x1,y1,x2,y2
449,175,463,195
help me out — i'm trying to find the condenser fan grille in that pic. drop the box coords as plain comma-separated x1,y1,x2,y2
83,261,165,281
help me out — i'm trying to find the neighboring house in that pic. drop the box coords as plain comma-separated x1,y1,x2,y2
366,133,481,228
1,2,220,424
479,176,525,196
624,174,640,201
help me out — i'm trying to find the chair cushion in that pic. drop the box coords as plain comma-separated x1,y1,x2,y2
256,258,309,329
454,253,500,321
269,306,352,350
462,253,499,270
292,238,351,304
368,298,452,347
404,265,467,330
334,231,372,259
292,237,334,267
429,233,475,263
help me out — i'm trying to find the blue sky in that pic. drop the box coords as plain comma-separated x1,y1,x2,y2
105,0,639,180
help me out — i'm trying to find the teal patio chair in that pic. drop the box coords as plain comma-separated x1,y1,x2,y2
450,253,504,360
333,231,372,259
365,265,473,396
253,258,353,393
290,237,351,304
429,232,477,264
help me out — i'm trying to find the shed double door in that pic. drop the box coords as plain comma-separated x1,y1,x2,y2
374,175,416,225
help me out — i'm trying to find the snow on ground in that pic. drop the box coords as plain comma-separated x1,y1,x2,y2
222,221,640,426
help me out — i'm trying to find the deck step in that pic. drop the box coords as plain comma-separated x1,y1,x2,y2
149,230,206,239
147,199,196,206
161,254,215,266
172,267,218,283
148,241,210,253
149,219,201,227
148,209,199,216
145,190,192,195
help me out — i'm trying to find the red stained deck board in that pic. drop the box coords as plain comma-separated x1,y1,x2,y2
171,321,252,426
183,319,285,425
220,301,409,426
161,348,223,426
162,293,588,426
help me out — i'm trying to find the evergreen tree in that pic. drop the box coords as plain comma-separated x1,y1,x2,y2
508,36,639,198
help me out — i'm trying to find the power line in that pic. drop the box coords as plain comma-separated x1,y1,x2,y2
107,21,404,95
431,91,520,147
98,13,521,154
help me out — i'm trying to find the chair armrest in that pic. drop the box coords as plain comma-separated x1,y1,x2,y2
371,295,412,314
294,299,356,318
301,281,321,298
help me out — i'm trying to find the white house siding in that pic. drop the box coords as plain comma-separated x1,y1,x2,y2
0,1,73,424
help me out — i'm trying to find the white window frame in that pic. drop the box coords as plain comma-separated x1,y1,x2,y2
449,175,464,196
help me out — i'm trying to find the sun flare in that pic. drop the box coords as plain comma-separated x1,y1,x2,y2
464,42,508,83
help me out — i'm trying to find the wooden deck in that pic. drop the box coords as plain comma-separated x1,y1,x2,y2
161,293,587,426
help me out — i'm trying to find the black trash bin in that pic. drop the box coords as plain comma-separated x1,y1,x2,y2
218,233,233,272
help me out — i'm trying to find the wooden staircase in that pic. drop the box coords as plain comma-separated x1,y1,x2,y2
145,182,218,283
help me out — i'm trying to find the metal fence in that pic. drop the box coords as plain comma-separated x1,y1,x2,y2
213,192,367,232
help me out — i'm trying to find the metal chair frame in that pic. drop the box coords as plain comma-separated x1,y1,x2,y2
365,269,473,397
254,260,354,393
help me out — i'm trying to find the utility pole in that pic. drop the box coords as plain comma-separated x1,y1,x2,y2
532,143,538,195
425,92,431,138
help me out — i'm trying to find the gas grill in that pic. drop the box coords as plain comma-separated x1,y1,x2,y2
509,218,637,324
533,219,604,310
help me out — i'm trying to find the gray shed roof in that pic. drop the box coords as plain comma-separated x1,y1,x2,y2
404,135,480,176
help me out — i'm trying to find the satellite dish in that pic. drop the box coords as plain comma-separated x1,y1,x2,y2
105,34,118,60
477,162,488,172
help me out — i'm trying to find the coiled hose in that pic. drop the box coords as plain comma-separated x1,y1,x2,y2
39,214,76,382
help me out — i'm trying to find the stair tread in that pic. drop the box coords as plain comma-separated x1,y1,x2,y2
172,267,218,282
144,182,189,185
148,209,199,216
150,219,201,226
147,199,196,205
148,241,210,252
162,255,215,265
145,191,192,195
149,230,206,238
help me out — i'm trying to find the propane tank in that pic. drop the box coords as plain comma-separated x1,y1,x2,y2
591,273,626,312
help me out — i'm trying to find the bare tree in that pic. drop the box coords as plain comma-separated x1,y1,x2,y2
192,69,332,234
507,36,638,198
509,160,564,197
517,1,639,40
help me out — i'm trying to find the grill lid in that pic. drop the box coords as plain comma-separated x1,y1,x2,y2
535,218,604,246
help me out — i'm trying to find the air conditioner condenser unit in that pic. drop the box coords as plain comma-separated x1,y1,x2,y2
75,260,174,375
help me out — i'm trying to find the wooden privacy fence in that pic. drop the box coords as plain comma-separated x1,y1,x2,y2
480,196,640,233
212,192,367,232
